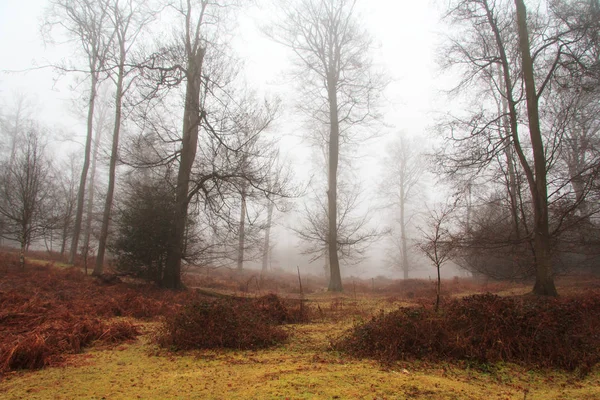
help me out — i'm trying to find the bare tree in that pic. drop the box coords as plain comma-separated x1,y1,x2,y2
0,94,35,169
437,0,600,295
45,0,114,265
0,128,54,268
380,133,424,279
417,201,457,312
93,0,155,276
157,0,244,289
294,180,382,267
82,90,112,269
267,0,385,291
261,161,286,274
55,154,80,257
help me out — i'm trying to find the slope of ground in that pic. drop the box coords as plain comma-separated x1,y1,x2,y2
1,253,600,399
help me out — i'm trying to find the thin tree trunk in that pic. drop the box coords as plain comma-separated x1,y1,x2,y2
82,103,104,261
514,0,557,296
92,74,124,276
435,261,441,312
69,74,98,265
60,221,69,256
399,180,409,280
19,229,26,269
327,77,342,292
499,68,521,240
237,186,247,271
94,59,125,276
163,46,205,289
261,200,274,272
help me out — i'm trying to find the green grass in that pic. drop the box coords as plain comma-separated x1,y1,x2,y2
1,296,600,400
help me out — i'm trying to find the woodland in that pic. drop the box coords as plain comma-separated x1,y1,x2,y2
1,0,600,398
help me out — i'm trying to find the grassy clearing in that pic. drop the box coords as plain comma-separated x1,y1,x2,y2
1,319,599,399
1,257,600,399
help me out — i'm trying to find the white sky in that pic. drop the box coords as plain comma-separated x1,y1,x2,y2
0,0,461,278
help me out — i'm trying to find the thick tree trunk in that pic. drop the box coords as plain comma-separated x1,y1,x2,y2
163,47,205,289
94,59,125,276
327,78,342,292
237,186,247,271
261,200,274,272
514,0,558,296
69,74,98,265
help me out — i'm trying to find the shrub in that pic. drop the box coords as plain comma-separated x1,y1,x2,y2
334,293,600,373
0,260,192,374
0,316,139,374
157,294,308,351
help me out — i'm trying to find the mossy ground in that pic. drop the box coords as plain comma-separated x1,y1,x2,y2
1,293,599,399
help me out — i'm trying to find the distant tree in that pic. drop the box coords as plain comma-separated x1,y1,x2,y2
54,154,80,257
267,0,386,291
294,180,382,267
0,128,54,268
380,133,424,279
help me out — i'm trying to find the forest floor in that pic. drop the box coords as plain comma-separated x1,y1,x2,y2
1,254,600,399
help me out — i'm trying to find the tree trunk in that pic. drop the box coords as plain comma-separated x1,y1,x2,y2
261,199,274,272
399,180,409,280
237,185,247,271
327,77,342,292
435,262,441,312
484,0,553,292
60,220,69,256
94,58,125,276
514,0,558,296
499,68,521,241
567,133,588,218
19,229,26,270
69,74,98,265
163,46,205,289
82,102,104,262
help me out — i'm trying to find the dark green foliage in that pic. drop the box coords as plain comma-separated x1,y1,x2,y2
157,294,309,350
334,293,600,373
110,181,175,284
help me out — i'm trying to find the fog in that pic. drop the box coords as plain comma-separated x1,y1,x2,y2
1,0,598,293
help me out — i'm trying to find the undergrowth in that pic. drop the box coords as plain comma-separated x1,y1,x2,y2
157,294,309,351
0,254,199,375
334,293,600,374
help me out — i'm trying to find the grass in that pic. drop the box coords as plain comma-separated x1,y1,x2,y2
1,320,599,399
1,255,600,399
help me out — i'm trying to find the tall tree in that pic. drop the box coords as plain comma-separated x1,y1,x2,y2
380,133,424,279
267,0,385,291
160,0,245,289
93,0,154,276
82,91,111,267
45,0,114,265
437,0,599,295
514,0,556,295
